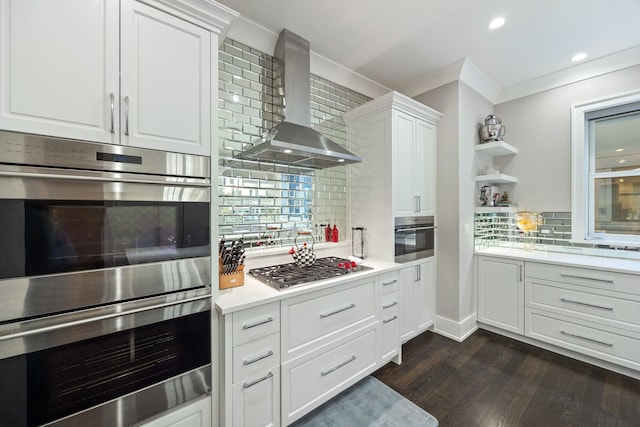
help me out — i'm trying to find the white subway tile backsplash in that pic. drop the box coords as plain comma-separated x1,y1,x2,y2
218,38,370,247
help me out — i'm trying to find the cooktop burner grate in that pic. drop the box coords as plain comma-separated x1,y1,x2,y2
249,256,372,290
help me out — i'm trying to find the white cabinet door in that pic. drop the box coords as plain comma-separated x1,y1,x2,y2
415,258,435,332
400,260,435,343
232,367,280,427
399,264,417,342
120,0,211,155
415,119,436,217
477,256,524,334
0,0,119,143
140,396,211,427
394,110,418,217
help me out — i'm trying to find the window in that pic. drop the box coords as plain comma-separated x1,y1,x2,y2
572,91,640,246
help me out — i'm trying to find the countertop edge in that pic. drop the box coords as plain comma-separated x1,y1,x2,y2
476,247,640,275
215,259,402,315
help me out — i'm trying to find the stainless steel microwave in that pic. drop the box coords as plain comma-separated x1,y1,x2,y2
394,216,435,263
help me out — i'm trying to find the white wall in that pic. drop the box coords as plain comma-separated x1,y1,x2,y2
459,82,494,320
495,64,640,212
414,82,460,321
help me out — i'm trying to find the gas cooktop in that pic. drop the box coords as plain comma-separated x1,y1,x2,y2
249,256,373,290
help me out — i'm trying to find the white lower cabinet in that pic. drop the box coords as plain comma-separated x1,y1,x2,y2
232,366,280,427
281,328,377,425
139,396,211,427
476,254,640,378
378,271,400,363
220,271,403,426
477,255,524,334
399,259,435,343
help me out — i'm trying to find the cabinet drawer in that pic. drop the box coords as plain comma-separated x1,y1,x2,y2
232,366,280,427
527,280,640,332
380,292,399,316
282,279,376,357
232,302,280,346
526,262,639,296
282,329,376,424
379,272,399,294
381,311,399,362
233,332,280,383
526,309,640,371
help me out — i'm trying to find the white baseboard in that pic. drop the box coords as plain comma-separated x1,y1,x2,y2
434,313,478,342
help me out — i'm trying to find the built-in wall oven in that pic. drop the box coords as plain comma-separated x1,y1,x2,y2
394,216,435,263
0,131,212,427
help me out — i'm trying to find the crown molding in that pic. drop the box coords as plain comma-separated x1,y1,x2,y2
497,45,640,104
343,91,442,125
144,0,238,39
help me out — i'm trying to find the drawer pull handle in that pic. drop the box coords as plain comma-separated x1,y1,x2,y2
243,371,273,389
243,317,274,330
321,355,357,377
382,280,397,286
560,298,614,311
560,330,613,347
560,274,614,284
382,301,398,309
383,315,398,324
243,350,274,366
320,304,356,318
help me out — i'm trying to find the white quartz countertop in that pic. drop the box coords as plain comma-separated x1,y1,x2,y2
215,257,400,315
476,247,640,275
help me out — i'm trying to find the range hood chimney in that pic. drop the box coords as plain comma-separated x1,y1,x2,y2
235,29,362,169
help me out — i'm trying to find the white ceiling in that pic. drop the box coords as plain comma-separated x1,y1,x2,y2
215,0,640,101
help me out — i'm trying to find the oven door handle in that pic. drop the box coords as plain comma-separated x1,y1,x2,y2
0,292,211,358
395,226,436,232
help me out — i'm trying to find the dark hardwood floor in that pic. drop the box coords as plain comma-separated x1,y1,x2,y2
373,329,640,427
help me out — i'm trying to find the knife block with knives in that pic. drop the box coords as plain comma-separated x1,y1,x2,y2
218,239,245,289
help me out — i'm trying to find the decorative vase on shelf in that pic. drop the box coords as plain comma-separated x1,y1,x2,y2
515,211,541,251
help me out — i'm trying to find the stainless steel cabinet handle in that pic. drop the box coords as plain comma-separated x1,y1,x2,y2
396,226,436,232
243,371,273,389
109,92,115,134
243,317,273,330
415,265,421,282
320,355,356,376
560,330,613,347
560,274,614,284
383,315,398,324
243,350,274,366
124,96,130,136
382,279,397,286
560,298,614,311
415,196,420,213
519,265,523,282
382,301,398,309
320,303,356,318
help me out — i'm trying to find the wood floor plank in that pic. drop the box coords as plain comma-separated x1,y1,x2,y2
373,329,640,426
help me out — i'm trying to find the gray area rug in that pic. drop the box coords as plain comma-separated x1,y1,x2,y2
292,376,439,426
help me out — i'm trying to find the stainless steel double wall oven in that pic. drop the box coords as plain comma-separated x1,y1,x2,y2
0,132,212,427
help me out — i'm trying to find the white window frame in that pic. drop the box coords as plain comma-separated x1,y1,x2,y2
571,90,640,247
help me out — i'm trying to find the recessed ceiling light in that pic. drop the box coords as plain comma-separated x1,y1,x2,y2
618,159,626,164
616,148,624,152
284,149,292,154
571,52,587,62
489,17,505,29
338,159,345,162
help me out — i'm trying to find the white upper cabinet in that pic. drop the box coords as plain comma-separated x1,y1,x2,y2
0,0,237,156
394,111,436,217
120,1,211,154
0,0,119,143
345,91,441,261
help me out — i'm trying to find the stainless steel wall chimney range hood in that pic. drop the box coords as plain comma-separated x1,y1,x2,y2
234,29,362,169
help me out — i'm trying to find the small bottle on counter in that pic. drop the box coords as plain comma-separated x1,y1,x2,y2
332,224,339,242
